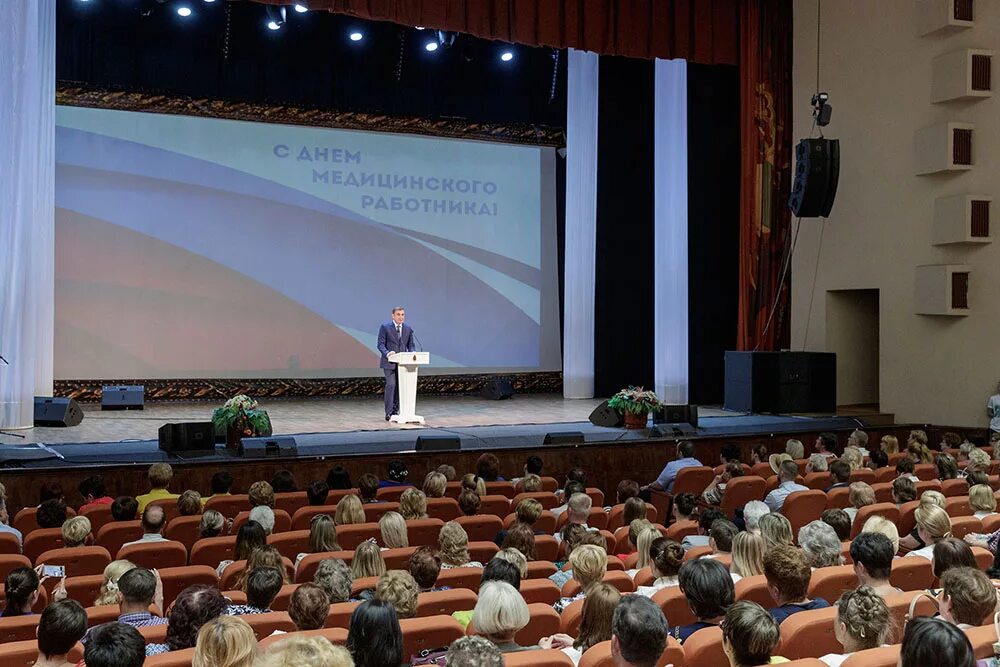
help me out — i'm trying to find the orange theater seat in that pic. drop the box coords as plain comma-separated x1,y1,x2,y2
406,518,445,547
681,626,726,666
163,515,203,551
382,547,419,570
220,557,293,590
504,650,575,666
945,496,973,517
13,506,77,536
734,574,773,608
665,520,698,542
362,503,400,523
560,598,585,635
259,627,347,650
273,492,310,516
578,637,682,667
511,492,559,511
95,521,143,558
455,515,503,542
401,615,465,657
521,578,560,605
375,486,413,503
897,500,920,536
36,546,111,578
850,503,900,539
479,495,511,517
189,535,237,568
778,605,840,659
783,490,827,536
436,567,483,593
468,541,500,564
914,465,937,482
64,574,105,607
804,472,832,491
145,647,196,667
826,488,851,509
504,512,557,535
117,540,188,569
326,601,361,629
889,557,934,592
941,479,969,498
239,611,296,638
416,589,477,617
0,615,40,643
231,509,292,534
536,535,559,562
158,566,220,609
525,561,557,579
426,498,461,521
652,586,696,627
291,506,337,531
840,644,900,667
607,502,657,530
0,638,45,667
294,551,354,583
203,494,250,519
23,528,65,563
950,516,981,539
721,476,767,519
267,530,310,560
79,504,115,534
849,469,876,485
0,555,32,583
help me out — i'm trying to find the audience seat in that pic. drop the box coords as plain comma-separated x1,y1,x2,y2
862,483,894,506
325,489,359,505
503,512,557,535
951,516,981,539
425,498,461,521
972,546,993,570
163,515,203,551
850,503,900,539
325,601,360,628
486,482,516,499
807,565,856,607
402,615,466,657
897,501,920,536
13,506,76,536
673,467,716,498
681,625,726,666
444,482,464,500
267,530,310,560
849,469,876,485
721,476,767,519
416,588,477,617
751,462,775,478
664,520,698,542
941,479,969,498
0,616,40,643
117,539,188,569
0,555,32,584
826,488,851,509
525,560,557,579
479,495,512,516
944,496,973,517
78,504,114,534
145,498,181,521
579,637,683,667
804,472,832,491
85,603,156,627
189,535,237,567
652,585,697,627
468,541,500,564
982,513,1000,534
219,557,293,590
0,533,18,557
382,547,419,570
436,567,483,592
734,574,773,608
351,576,379,597
144,647,196,667
778,605,840,659
406,518,446,546
231,509,292,534
504,649,575,667
888,557,934,592
455,515,504,542
511,492,559,511
35,546,111,578
683,546,713,561
258,627,347,650
375,486,414,503
0,638,45,667
203,494,250,519
239,610,297,638
95,521,143,558
784,490,828,536
290,506,338,531
560,597,585,635
224,583,299,611
467,603,558,646
514,477,559,494
521,578,560,605
887,453,907,466
158,566,221,609
839,644,899,667
913,465,937,482
23,528,65,564
606,502,657,530
273,492,310,516
841,541,852,564
633,567,654,587
561,570,635,597
914,480,941,497
294,551,353,583
585,488,606,508
64,574,104,607
874,467,896,484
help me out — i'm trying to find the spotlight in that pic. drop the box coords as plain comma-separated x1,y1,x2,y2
500,51,514,62
264,5,286,31
349,31,363,41
176,5,192,17
415,25,425,30
267,20,281,30
424,41,438,52
293,3,308,11
203,0,215,3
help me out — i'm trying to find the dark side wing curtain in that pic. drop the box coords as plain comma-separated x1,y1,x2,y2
737,0,793,351
252,0,740,64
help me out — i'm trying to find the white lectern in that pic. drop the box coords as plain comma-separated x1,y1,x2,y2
388,351,430,424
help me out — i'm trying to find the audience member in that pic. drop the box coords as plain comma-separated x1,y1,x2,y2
892,477,917,504
818,586,891,667
248,505,275,535
445,636,503,667
931,538,976,579
358,474,380,503
176,490,202,516
552,481,586,518
399,487,428,520
798,520,843,568
553,544,606,612
375,570,419,619
271,469,298,493
0,496,21,546
721,601,786,667
115,567,167,627
32,599,87,667
61,515,91,548
83,623,146,667
111,495,139,522
78,475,114,512
476,453,503,482
206,471,234,505
730,532,766,579
671,492,698,524
37,499,68,529
137,463,179,513
40,481,64,504
844,482,876,524
306,480,330,506
226,566,283,615
849,532,899,596
786,438,805,459
296,513,340,566
673,558,734,642
861,515,900,555
759,512,794,551
763,460,808,512
610,595,668,667
827,461,851,491
120,504,167,548
936,453,959,481
906,503,952,560
287,583,329,631
347,600,405,667
422,471,448,498
458,489,481,516
472,581,537,652
642,440,702,495
902,617,976,667
969,483,997,519
683,507,725,551
351,541,387,581
325,465,353,490
867,449,889,470
908,441,933,465
720,443,742,465
816,432,840,458
554,493,594,545
938,566,996,628
743,500,770,535
436,464,457,482
381,459,411,488
806,453,829,473
313,558,352,603
841,446,864,471
492,548,528,579
234,547,290,591
439,521,482,569
539,582,620,662
821,508,851,541
500,522,538,561
896,458,919,482
709,519,739,557
750,444,769,466
146,585,228,656
616,479,641,504
520,474,542,492
379,511,409,549
248,481,275,508
94,559,136,606
702,462,744,506
192,616,257,667
763,545,830,622
880,434,899,455
624,525,658,580
409,545,444,592
217,520,267,577
462,474,488,497
848,429,870,455
334,494,366,525
635,538,683,597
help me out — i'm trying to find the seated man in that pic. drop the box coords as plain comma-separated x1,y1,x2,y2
682,508,726,551
226,567,284,615
287,583,330,631
763,545,830,622
938,567,997,629
204,471,234,506
708,519,738,557
121,505,167,548
551,480,586,518
742,500,770,535
763,461,809,513
611,595,669,667
111,496,139,522
826,460,852,491
136,463,179,513
642,441,702,496
821,508,852,542
0,496,22,547
79,475,114,512
849,532,899,597
33,600,87,667
84,622,146,667
554,492,595,544
115,568,167,627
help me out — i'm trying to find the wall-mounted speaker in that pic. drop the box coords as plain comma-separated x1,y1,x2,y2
543,431,585,445
788,138,840,217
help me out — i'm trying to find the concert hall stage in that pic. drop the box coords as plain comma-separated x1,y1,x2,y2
0,394,870,469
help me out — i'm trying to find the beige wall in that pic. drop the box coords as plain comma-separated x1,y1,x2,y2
791,1,999,426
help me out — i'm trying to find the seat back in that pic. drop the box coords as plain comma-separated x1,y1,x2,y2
407,518,445,547
0,638,44,667
607,502,657,530
436,567,484,592
95,521,143,558
36,546,111,578
375,486,413,502
734,574,773,608
426,498,461,521
145,647,196,667
850,469,876,485
503,649,575,667
897,500,920,536
560,597,585,635
664,520,698,542
672,467,715,496
914,480,942,497
511,492,559,511
807,564,857,604
804,472,832,491
117,540,188,569
783,490,828,536
680,626,726,666
721,477,767,519
521,578,560,605
23,528,65,563
479,495,511,517
525,561,557,579
0,615,40,643
231,509,292,534
267,530,311,560
468,541,500,564
382,547,419,570
157,565,218,609
290,506,338,531
13,506,77,535
874,467,897,484
751,462,775,478
840,645,900,667
850,503,900,539
684,546,713,561
951,515,982,539
79,504,114,534
273,492,310,516
258,627,347,651
294,551,354,583
826,487,851,509
983,513,1000,534
504,512,557,535
941,479,969,498
535,535,559,562
652,585,696,627
163,515,204,551
189,535,237,567
325,601,361,628
64,574,104,607
578,638,682,667
455,515,503,542
778,605,841,660
362,502,401,523
884,590,938,630
203,494,249,519
914,464,937,481
562,570,636,597
401,615,465,657
869,483,894,505
416,588,478,617
945,496,973,517
889,558,934,592
237,611,297,639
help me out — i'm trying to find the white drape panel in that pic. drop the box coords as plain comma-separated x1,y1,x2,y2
562,49,599,399
653,59,689,404
0,0,56,429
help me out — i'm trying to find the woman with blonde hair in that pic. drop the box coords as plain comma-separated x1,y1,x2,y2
626,524,659,577
553,544,607,613
964,447,991,475
492,548,528,578
898,491,946,553
759,513,793,551
200,510,225,538
636,538,683,597
908,442,933,465
461,473,487,497
294,514,341,570
539,582,621,664
351,541,387,580
178,490,203,516
61,516,91,548
730,532,766,578
93,560,136,606
422,472,447,498
844,482,876,525
398,488,428,520
521,474,543,492
439,521,482,569
905,503,953,560
379,511,409,549
235,546,289,591
192,615,257,667
256,636,353,667
818,586,893,667
861,515,900,554
880,434,899,455
333,494,365,526
969,484,997,519
841,447,863,472
471,581,536,653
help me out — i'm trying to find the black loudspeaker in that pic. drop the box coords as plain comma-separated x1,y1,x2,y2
415,435,460,452
588,400,623,428
653,404,699,428
788,138,840,218
158,422,215,453
543,431,585,445
33,397,84,427
239,436,298,458
724,351,836,414
480,377,514,400
101,385,145,411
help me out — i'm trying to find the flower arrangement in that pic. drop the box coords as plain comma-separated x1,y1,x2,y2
212,394,272,444
607,386,661,415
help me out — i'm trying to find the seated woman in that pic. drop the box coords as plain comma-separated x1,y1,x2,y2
969,484,997,520
199,510,225,539
899,492,947,553
844,482,876,525
730,532,766,579
409,546,445,593
905,503,953,560
841,446,864,471
750,444,769,466
374,570,419,620
472,581,538,653
798,520,844,569
193,616,257,667
334,494,366,526
3,567,49,617
962,448,991,478
895,458,919,483
701,462,744,506
93,560,136,607
821,508,852,542
439,521,483,569
672,558,734,642
622,520,655,572
759,513,793,551
867,450,889,471
936,453,959,481
932,537,977,582
378,511,408,549
458,489,481,517
146,585,228,656
938,566,998,629
721,601,786,667
351,541,387,597
347,600,405,667
500,522,538,562
398,488,428,520
295,514,341,569
763,545,830,623
218,521,267,578
635,538,683,597
806,453,830,474
818,586,891,667
422,471,447,499
539,582,621,665
892,477,917,506
899,617,975,667
233,546,290,592
61,516,91,548
553,544,607,612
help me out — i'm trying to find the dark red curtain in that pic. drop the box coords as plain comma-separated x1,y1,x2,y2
252,0,739,65
737,0,793,351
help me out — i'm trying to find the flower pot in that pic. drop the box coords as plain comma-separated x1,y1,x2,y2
623,411,649,429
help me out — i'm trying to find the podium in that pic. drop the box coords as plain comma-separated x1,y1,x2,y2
389,351,430,424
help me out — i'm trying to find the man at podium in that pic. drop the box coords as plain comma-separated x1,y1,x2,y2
377,306,416,421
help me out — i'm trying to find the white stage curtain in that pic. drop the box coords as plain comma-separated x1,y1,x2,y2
653,59,689,404
562,49,600,399
0,0,56,429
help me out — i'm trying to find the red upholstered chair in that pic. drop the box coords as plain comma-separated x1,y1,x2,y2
884,590,937,630
606,502,657,530
807,565,857,604
664,520,698,542
561,571,635,597
869,483,894,504
219,557,293,590
231,509,292,534
64,574,104,607
684,546,713,561
0,615,40,643
334,522,381,549
403,615,466,658
291,506,337,531
503,511,557,534
805,472,832,491
520,578,560,605
145,648,196,667
0,638,47,667
259,627,347,650
840,645,900,667
468,541,500,564
874,467,896,483
294,550,353,583
363,503,400,522
164,515,203,551
117,540,187,569
941,479,969,498
267,530,310,560
681,626,726,667
560,598,586,636
914,480,942,496
479,496,511,517
189,535,237,567
486,482,516,498
889,557,934,592
511,492,559,511
436,567,484,592
536,535,559,562
578,637,683,667
36,546,111,578
23,528,65,563
897,500,921,536
734,574,773,608
406,518,445,547
95,521,143,558
504,650,575,667
273,492,310,516
850,503,900,539
983,513,1000,534
0,532,19,556
783,489,828,537
203,494,250,518
972,546,993,570
525,561,557,579
13,506,76,535
79,504,114,534
416,589,478,617
826,488,851,510
849,469,876,485
382,547,418,570
721,476,767,519
778,606,841,660
238,611,297,639
914,464,937,481
652,586,696,627
426,498,461,521
157,565,218,609
751,462,775,478
325,601,361,628
945,496,973,517
455,515,503,542
444,482,463,499
951,516,981,539
633,567,655,587
375,486,414,503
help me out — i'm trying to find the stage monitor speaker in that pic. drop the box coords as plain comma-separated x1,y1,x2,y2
33,397,84,427
480,377,514,400
588,400,623,428
653,404,699,429
788,138,840,218
239,436,298,458
724,351,836,414
158,422,215,453
415,435,460,452
101,385,145,411
543,431,585,445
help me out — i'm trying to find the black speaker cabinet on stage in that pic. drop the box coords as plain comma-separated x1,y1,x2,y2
588,400,623,428
239,436,298,458
33,397,84,427
543,431,585,445
724,351,836,414
480,377,514,400
158,422,215,453
416,435,461,452
789,138,840,218
101,385,145,411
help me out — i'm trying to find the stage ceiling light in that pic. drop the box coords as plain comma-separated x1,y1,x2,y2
500,51,514,62
176,5,192,17
293,3,308,12
349,31,363,41
425,41,438,52
415,25,425,30
267,20,281,30
265,5,286,30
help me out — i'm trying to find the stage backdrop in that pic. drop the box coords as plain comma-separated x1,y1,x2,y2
54,106,561,379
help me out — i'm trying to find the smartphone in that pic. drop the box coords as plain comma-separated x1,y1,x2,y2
41,565,65,578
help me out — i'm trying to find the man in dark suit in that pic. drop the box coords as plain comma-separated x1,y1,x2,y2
377,306,416,421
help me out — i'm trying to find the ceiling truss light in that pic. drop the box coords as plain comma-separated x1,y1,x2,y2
293,3,308,12
424,41,438,52
264,5,286,30
500,51,514,62
176,5,192,17
349,31,363,41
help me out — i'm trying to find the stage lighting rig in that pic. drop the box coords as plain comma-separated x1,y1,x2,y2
265,5,286,30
